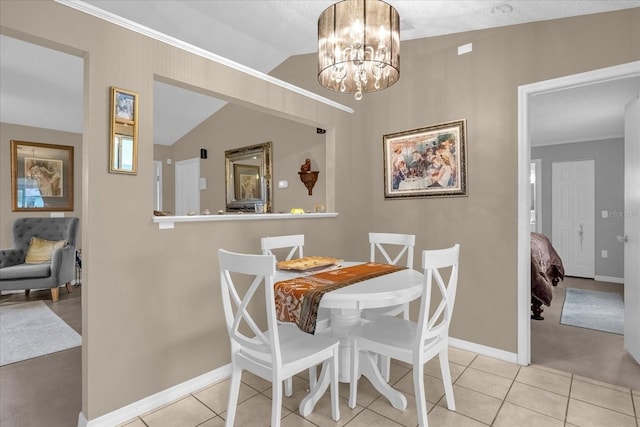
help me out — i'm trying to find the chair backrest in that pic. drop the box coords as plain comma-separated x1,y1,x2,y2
416,244,460,347
261,234,304,260
369,232,415,268
218,249,282,366
12,217,79,251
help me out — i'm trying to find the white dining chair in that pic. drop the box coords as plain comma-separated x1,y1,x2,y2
218,249,340,427
260,234,329,393
261,234,305,261
349,244,460,427
362,232,416,380
260,236,333,332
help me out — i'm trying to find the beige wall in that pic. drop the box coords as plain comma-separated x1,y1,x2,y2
0,122,83,247
170,103,327,214
1,0,638,421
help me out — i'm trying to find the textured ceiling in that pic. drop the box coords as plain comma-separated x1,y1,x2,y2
1,1,639,146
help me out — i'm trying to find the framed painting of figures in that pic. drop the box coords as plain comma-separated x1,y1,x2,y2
383,119,467,199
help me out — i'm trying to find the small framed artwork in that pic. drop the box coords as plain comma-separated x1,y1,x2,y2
383,119,467,199
114,89,135,123
10,140,74,211
233,164,261,200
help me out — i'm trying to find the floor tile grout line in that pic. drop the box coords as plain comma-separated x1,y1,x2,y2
488,365,520,426
567,379,638,418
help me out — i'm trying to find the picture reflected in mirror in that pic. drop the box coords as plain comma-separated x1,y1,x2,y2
225,141,272,212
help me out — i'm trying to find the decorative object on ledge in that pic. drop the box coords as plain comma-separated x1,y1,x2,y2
318,0,400,101
298,158,319,195
109,87,138,174
10,140,74,212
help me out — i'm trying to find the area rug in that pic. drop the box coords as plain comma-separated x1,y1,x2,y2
560,287,624,334
0,301,81,366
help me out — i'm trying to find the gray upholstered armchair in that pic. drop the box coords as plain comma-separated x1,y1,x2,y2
0,217,79,301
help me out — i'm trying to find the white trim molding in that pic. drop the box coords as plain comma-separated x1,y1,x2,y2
517,61,640,367
153,212,339,229
594,275,625,284
449,337,518,365
78,364,232,427
55,0,353,115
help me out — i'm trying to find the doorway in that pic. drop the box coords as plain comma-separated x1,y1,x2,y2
517,61,640,366
175,157,200,216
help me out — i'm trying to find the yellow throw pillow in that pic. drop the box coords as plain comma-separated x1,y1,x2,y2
25,237,68,264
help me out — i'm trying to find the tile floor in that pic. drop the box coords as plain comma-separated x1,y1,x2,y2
120,347,640,427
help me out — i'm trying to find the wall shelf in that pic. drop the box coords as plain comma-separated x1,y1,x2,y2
152,212,338,229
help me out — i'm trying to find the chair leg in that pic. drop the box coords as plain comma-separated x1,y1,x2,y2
271,377,283,427
50,287,60,302
284,376,293,397
439,348,456,411
413,361,428,427
349,340,359,409
330,351,340,421
225,364,242,427
65,283,73,293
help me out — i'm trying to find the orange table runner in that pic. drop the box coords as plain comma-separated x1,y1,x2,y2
274,262,405,334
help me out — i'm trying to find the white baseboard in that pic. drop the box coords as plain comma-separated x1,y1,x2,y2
78,363,232,427
594,275,624,284
449,337,519,365
77,338,518,426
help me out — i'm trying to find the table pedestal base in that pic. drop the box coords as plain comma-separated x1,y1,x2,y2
300,309,408,415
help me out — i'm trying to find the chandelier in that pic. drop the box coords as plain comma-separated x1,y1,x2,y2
318,0,400,100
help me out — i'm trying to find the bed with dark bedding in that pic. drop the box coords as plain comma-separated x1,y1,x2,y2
531,232,565,320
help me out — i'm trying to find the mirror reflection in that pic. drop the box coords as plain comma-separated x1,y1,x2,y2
110,87,138,174
225,142,272,212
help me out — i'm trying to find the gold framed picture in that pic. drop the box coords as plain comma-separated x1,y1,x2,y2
383,119,467,199
11,140,74,211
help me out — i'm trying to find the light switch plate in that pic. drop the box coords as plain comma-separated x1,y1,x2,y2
278,180,288,189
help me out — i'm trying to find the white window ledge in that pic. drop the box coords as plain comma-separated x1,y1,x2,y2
152,212,338,229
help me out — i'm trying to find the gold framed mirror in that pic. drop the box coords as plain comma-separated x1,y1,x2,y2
225,141,272,212
110,86,138,174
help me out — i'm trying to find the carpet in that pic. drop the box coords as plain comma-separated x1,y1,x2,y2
560,287,624,334
0,301,81,366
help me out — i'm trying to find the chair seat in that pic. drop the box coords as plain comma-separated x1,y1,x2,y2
0,263,51,280
358,316,443,359
277,323,339,366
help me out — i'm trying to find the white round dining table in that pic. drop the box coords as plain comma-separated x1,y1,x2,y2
274,262,424,415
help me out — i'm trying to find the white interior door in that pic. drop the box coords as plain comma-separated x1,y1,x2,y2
530,159,542,233
552,160,595,278
153,160,163,211
175,157,200,216
624,97,640,364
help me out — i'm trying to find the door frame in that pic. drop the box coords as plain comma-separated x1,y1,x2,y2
517,61,640,365
153,160,163,211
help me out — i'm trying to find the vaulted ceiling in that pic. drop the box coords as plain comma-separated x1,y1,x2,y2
1,1,638,146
